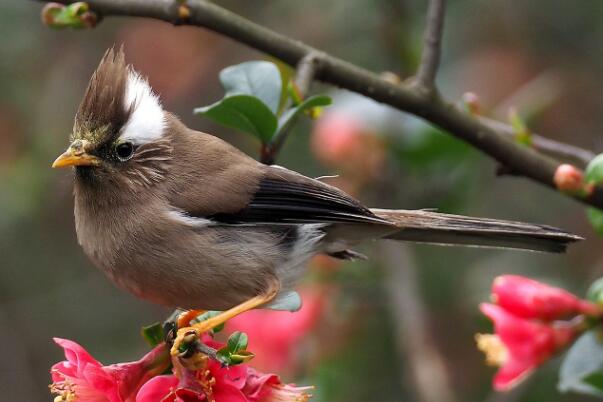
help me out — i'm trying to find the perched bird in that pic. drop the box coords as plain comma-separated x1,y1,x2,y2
53,48,580,344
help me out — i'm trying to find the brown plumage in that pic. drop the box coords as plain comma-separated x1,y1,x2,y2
53,48,582,313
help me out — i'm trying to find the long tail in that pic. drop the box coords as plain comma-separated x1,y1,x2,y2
370,209,582,253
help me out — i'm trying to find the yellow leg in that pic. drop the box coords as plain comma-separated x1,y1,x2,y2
177,309,206,328
171,279,280,357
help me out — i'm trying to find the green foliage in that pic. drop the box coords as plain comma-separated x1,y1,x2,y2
42,2,96,29
221,61,282,113
196,95,278,143
141,322,165,347
277,95,331,135
587,209,603,237
585,154,603,185
559,331,603,397
217,331,255,365
587,278,603,305
585,154,603,235
195,60,331,145
508,109,533,147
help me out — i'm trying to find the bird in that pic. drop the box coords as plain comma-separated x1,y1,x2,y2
52,47,581,351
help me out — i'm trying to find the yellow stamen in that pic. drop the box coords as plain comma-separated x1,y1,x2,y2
475,333,508,366
50,380,77,402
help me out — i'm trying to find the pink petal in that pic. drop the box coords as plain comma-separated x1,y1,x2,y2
136,375,179,402
83,364,121,402
480,303,556,359
213,384,247,402
243,369,280,400
172,388,206,402
53,337,102,376
51,361,77,380
210,360,248,389
492,275,585,320
493,359,536,391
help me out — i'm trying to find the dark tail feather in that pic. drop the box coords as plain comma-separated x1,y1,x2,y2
371,209,582,253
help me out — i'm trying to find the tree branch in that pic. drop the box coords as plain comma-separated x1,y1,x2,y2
479,116,596,168
36,0,603,210
415,0,446,90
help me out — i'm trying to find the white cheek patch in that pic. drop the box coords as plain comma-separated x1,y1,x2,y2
119,71,166,145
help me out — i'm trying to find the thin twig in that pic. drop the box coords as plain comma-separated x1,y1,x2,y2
479,116,596,168
415,0,446,90
34,0,603,210
380,242,457,402
294,52,320,95
262,53,321,164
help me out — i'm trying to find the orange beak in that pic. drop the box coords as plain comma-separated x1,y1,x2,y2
52,140,100,168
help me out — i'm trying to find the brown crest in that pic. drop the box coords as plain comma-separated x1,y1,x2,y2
72,46,133,145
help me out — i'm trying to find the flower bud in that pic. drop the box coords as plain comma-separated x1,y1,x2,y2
462,92,480,115
491,275,599,320
554,164,586,195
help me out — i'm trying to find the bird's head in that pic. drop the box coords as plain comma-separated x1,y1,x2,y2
53,47,173,190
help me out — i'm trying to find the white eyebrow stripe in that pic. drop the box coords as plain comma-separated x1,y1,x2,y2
119,71,166,145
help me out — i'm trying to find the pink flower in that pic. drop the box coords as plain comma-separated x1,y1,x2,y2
225,288,324,372
50,338,169,402
136,355,312,402
491,275,599,321
136,360,248,402
311,111,364,166
311,111,384,179
477,303,577,391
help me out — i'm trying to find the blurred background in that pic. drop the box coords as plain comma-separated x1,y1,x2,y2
2,1,603,401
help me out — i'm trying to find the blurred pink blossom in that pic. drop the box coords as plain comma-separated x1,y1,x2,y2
225,288,324,372
311,111,384,180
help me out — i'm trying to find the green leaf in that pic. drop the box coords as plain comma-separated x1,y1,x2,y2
276,95,332,137
44,2,94,29
559,331,603,397
216,332,253,366
586,154,603,184
216,347,230,362
588,278,603,304
583,371,603,393
588,208,603,237
195,95,277,143
508,109,532,146
141,322,165,347
230,350,255,364
227,331,248,353
220,61,282,114
585,155,603,235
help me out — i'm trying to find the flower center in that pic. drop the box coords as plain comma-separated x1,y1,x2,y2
196,369,217,402
475,333,508,366
50,380,77,402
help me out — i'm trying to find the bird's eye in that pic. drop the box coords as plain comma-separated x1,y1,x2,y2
115,141,134,161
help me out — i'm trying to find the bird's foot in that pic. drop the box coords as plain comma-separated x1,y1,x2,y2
177,309,206,328
170,278,279,358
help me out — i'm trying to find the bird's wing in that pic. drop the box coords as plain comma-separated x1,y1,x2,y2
189,165,391,225
165,127,390,226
